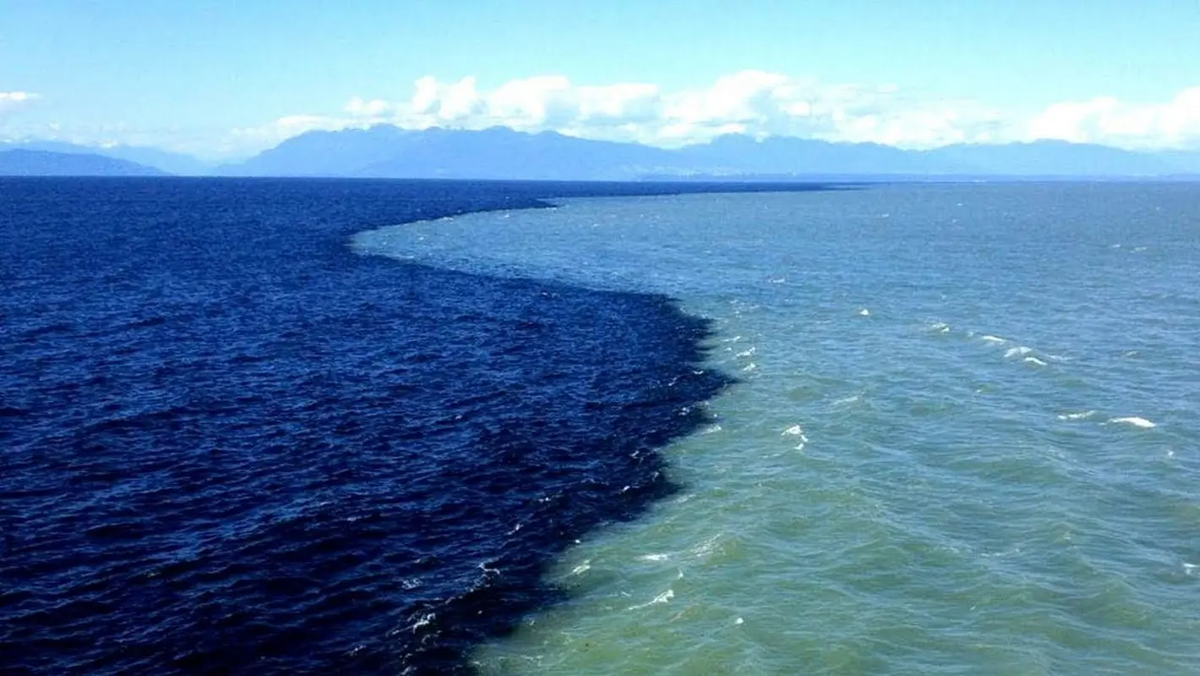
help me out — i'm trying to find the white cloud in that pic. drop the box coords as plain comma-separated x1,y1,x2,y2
229,114,368,149
318,71,1012,149
1026,87,1200,149
251,71,1010,152
0,91,40,113
344,96,392,118
21,73,1197,157
577,83,662,125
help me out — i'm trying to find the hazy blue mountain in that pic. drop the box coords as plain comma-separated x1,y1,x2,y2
98,146,214,176
0,149,167,176
217,125,680,179
2,141,212,175
214,125,1200,180
358,127,680,180
213,125,422,177
674,134,968,175
922,140,1180,176
1157,150,1200,174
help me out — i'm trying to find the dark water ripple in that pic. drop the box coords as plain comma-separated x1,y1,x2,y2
1,178,821,674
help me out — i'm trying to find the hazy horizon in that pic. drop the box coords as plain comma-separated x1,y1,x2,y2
2,0,1198,161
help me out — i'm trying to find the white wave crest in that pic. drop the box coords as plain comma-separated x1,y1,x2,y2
1109,416,1157,428
627,589,675,611
783,424,810,447
782,424,808,439
1057,410,1096,421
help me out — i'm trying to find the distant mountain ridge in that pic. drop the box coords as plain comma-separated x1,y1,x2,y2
1,141,214,176
3,127,1199,179
0,149,167,177
215,125,1200,180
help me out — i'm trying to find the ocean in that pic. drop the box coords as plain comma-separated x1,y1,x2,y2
0,177,808,675
4,179,1199,674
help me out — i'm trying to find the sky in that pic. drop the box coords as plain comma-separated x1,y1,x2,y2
2,0,1198,159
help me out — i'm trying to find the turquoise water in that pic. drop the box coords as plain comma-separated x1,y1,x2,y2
355,183,1200,674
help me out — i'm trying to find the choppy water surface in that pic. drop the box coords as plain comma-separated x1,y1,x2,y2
355,183,1200,675
2,178,812,675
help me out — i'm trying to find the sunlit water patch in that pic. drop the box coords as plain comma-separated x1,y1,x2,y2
354,184,1200,675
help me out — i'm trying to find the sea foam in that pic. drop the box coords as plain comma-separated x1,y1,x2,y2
1109,417,1157,428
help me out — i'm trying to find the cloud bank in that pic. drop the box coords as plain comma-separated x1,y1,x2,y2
7,76,1200,157
234,71,1200,155
1028,87,1200,150
0,91,40,113
314,71,1010,149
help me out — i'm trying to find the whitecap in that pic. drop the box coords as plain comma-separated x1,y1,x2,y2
1057,410,1096,421
782,424,808,443
1023,356,1048,366
981,335,1006,344
691,535,723,558
858,308,870,316
627,589,674,610
1109,416,1156,428
741,363,757,372
1004,346,1033,358
570,561,591,575
735,347,756,358
410,613,436,633
638,553,670,562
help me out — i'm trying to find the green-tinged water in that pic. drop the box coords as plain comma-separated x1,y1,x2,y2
355,184,1200,674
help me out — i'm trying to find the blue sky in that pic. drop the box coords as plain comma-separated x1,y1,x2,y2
2,0,1198,158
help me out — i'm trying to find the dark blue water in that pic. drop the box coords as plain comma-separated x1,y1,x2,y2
0,178,824,675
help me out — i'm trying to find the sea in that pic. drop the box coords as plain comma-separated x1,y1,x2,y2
2,178,1198,675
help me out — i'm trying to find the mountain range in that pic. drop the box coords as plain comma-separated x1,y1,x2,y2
3,127,1199,179
1,140,213,176
0,149,167,177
